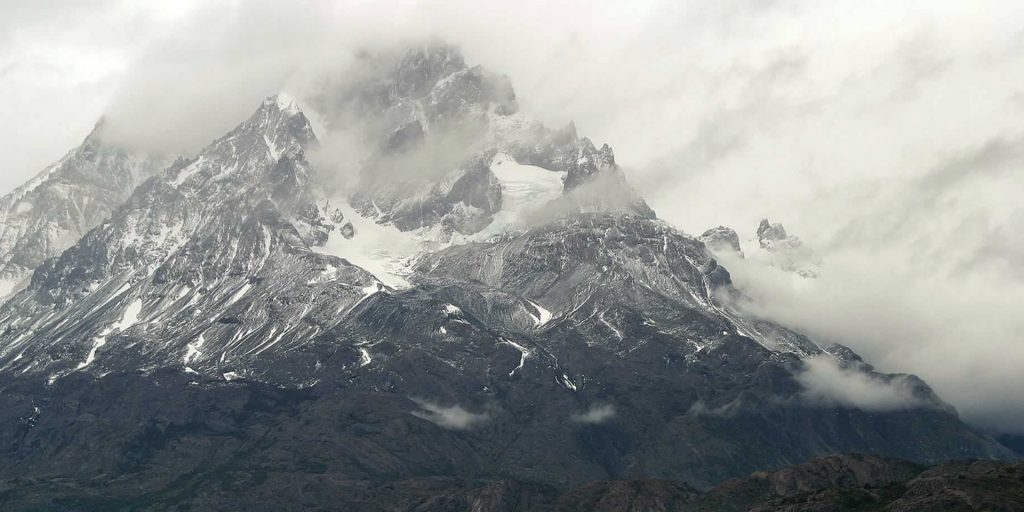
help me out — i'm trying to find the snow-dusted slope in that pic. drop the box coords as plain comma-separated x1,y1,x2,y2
0,122,168,298
0,96,382,384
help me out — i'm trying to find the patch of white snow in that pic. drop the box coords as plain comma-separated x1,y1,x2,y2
75,336,107,370
524,299,553,326
111,299,144,332
476,153,566,238
503,339,531,377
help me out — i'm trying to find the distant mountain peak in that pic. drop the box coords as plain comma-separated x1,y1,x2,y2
700,226,743,256
264,92,302,116
753,218,820,278
757,218,790,246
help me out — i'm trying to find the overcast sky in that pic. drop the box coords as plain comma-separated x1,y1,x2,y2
1,0,1022,433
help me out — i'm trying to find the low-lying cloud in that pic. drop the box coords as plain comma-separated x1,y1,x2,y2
795,356,926,411
411,400,490,430
717,229,1024,433
571,404,617,424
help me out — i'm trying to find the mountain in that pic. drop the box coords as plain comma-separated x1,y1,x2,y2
0,122,167,298
0,43,1016,509
755,218,820,278
316,43,653,238
699,226,743,257
0,94,381,385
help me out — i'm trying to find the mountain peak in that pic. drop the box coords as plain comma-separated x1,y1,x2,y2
757,218,788,243
166,95,317,193
394,41,468,99
263,92,302,116
700,226,743,256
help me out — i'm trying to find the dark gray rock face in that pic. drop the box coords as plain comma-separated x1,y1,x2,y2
0,121,168,298
0,42,1014,510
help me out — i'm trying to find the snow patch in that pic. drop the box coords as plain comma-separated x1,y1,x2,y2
0,279,18,298
502,339,531,377
362,281,384,296
170,156,205,187
271,92,301,115
111,299,144,332
75,336,107,370
320,199,417,289
226,283,252,307
600,311,623,340
476,153,566,237
524,299,553,326
559,373,578,392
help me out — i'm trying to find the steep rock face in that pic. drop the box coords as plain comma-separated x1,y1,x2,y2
0,122,167,297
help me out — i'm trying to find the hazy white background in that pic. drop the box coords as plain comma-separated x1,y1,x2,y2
1,0,1022,433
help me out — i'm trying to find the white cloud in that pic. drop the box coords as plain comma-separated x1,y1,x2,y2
411,400,489,430
717,233,1024,433
571,404,617,424
795,355,926,411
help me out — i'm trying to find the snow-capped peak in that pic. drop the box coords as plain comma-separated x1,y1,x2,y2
266,92,302,116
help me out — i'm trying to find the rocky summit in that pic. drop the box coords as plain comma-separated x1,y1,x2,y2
0,43,1018,510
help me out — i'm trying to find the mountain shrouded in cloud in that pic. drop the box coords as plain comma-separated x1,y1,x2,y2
4,5,1022,434
0,2,1022,509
